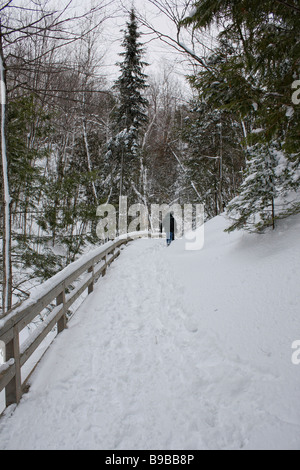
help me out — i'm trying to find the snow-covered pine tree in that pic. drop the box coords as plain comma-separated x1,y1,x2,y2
183,0,300,232
226,143,280,232
114,8,148,140
104,8,148,204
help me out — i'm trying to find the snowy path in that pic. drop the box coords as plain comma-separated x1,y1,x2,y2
0,217,300,450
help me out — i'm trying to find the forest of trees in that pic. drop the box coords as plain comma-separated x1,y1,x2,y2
183,0,300,233
0,0,299,315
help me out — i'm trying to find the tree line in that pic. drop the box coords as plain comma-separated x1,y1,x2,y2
1,0,299,314
0,1,195,313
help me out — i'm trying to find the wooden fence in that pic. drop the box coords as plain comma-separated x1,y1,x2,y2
0,234,145,413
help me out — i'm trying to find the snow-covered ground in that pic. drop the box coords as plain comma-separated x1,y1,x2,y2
0,214,300,450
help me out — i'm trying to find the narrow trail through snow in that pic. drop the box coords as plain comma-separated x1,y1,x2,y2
0,223,299,450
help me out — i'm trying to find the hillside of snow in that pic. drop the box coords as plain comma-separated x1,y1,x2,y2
0,214,299,450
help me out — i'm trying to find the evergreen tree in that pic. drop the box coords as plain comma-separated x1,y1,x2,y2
226,143,278,232
226,141,300,232
182,0,300,231
114,8,149,139
104,9,148,203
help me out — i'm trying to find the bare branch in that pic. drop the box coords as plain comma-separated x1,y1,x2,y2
274,0,300,12
0,0,13,13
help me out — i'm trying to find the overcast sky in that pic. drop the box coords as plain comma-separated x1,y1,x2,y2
100,0,195,91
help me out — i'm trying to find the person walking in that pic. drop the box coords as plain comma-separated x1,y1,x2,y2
162,212,176,247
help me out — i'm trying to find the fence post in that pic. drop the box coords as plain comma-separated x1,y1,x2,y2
88,265,94,295
56,289,66,334
102,254,107,277
5,326,22,406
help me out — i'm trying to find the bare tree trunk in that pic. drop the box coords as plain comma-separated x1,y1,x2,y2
219,121,223,213
82,119,98,204
271,196,275,230
0,49,12,314
120,149,124,198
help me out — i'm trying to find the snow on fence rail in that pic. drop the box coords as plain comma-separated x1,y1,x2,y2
0,233,147,413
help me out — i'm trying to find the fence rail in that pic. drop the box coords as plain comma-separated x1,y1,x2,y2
0,234,145,413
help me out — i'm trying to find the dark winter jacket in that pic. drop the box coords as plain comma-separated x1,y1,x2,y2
162,213,176,235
